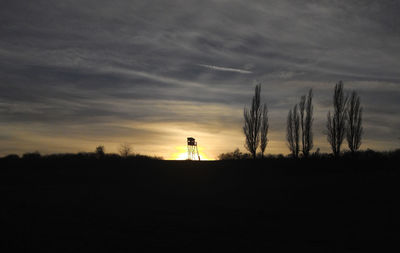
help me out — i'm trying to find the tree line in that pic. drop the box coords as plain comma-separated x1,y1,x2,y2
243,81,363,158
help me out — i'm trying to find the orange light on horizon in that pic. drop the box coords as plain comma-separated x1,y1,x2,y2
170,146,212,160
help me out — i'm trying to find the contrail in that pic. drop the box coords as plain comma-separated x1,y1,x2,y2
199,64,252,74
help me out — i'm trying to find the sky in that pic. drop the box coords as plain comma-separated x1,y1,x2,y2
1,0,400,159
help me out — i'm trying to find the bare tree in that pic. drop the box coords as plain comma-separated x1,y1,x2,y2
346,90,363,154
287,109,294,156
243,84,262,159
119,143,132,157
299,95,306,155
326,81,348,157
260,104,269,158
287,104,300,158
299,89,314,157
293,104,300,158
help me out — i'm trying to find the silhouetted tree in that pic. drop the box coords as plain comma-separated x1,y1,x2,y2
327,81,348,157
293,105,300,158
346,90,363,154
287,104,300,158
243,84,262,159
299,96,306,152
260,104,269,158
299,89,314,157
119,143,132,157
287,109,294,156
95,145,105,158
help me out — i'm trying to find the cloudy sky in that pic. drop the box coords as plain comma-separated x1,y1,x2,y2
1,0,400,159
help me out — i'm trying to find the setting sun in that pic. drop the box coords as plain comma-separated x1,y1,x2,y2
170,146,211,160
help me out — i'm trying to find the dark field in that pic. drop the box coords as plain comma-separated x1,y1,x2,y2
1,157,399,252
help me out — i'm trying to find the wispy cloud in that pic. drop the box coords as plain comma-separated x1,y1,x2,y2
199,64,252,74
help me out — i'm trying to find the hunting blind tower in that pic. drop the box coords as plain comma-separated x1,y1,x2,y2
187,137,200,161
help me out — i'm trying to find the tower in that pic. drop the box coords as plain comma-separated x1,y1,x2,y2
187,137,200,161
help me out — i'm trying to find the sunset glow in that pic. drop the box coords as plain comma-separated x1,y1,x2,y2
170,146,212,161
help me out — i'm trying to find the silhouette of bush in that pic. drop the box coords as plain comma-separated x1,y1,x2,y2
105,153,121,159
126,154,163,161
335,148,400,161
392,149,400,158
310,148,321,158
119,143,132,158
218,148,251,160
362,149,381,159
22,151,41,160
2,154,20,160
95,145,105,158
76,152,95,158
151,155,164,160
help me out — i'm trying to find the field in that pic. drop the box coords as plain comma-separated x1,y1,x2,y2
1,156,398,252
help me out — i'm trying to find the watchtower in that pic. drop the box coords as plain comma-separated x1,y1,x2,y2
187,137,200,161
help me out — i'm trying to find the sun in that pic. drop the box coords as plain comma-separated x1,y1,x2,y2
170,146,211,160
